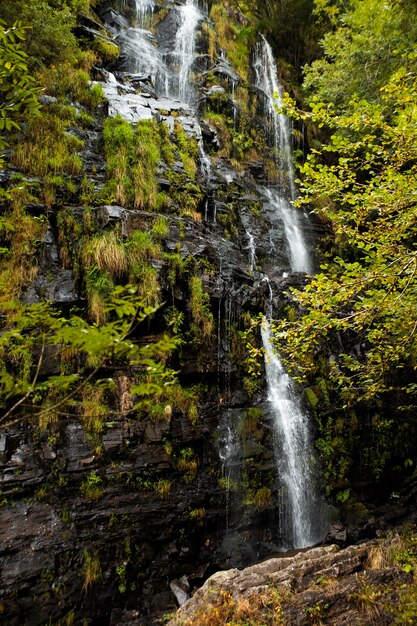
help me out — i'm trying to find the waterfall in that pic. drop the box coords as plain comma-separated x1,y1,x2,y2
263,188,312,275
254,38,327,548
171,0,203,103
117,0,170,91
133,0,154,28
261,318,321,548
254,36,296,200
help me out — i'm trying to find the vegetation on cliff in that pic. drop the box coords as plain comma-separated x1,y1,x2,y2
2,0,417,622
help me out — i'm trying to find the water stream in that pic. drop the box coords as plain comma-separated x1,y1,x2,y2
133,0,154,28
261,316,321,548
171,0,203,103
254,37,327,548
253,35,296,200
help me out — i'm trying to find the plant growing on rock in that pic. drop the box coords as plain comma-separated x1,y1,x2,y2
80,472,103,500
0,286,178,429
189,276,214,342
82,549,102,592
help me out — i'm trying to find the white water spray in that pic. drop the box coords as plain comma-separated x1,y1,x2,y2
172,0,203,102
263,188,312,274
133,0,154,28
254,36,296,200
261,318,320,548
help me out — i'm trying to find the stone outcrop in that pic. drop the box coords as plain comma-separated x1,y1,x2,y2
167,538,414,625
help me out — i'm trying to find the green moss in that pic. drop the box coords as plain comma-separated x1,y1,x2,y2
180,150,197,180
12,110,84,178
151,215,170,240
173,121,199,159
92,37,119,63
305,387,319,408
166,172,203,219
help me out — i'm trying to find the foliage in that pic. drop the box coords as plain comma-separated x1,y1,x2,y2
0,20,40,166
80,472,103,500
189,276,214,342
238,315,264,399
0,287,178,429
279,70,417,405
303,0,417,111
0,0,93,70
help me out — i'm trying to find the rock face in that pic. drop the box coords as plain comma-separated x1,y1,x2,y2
4,1,413,625
167,537,415,625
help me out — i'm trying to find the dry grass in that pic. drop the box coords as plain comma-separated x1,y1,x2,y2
82,231,127,278
82,550,102,593
367,544,389,570
184,589,286,626
80,384,108,434
154,478,173,500
88,289,107,326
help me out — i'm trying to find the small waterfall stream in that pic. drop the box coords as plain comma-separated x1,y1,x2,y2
254,37,327,548
133,0,154,28
253,35,296,199
172,0,203,103
261,313,321,548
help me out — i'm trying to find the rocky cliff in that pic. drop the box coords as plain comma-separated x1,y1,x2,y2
2,1,415,625
0,1,315,623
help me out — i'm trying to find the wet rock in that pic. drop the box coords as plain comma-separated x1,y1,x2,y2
110,609,142,626
24,225,77,306
0,434,8,465
247,160,264,180
38,94,58,105
97,204,130,235
63,422,96,472
41,442,57,462
325,523,347,545
145,419,170,443
98,7,129,31
205,58,241,84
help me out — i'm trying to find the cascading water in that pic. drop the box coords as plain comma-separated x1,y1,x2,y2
117,0,170,91
170,0,203,103
254,36,296,200
254,38,327,548
262,315,322,548
107,0,326,554
263,187,312,274
133,0,154,28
